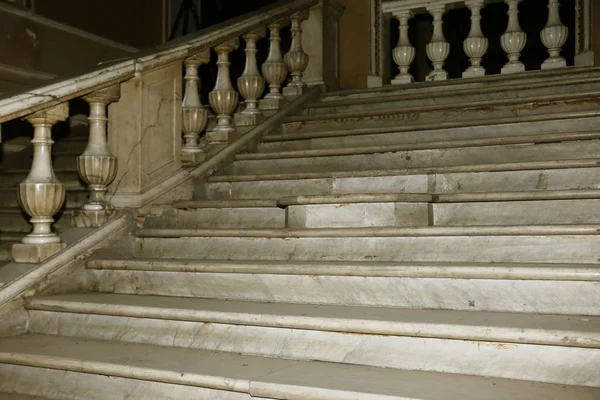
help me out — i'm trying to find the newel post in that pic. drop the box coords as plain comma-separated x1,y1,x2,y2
74,85,121,228
13,103,69,263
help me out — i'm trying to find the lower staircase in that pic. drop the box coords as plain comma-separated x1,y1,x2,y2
1,74,600,399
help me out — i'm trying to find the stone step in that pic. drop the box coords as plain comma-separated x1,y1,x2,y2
0,170,82,188
305,80,600,116
278,192,600,228
0,335,597,399
259,122,600,153
0,208,74,233
202,163,600,200
281,94,600,135
131,225,600,265
86,258,600,314
0,188,88,208
225,140,600,175
26,294,600,386
0,393,56,400
142,206,285,229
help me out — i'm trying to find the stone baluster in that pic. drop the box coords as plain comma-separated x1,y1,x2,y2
181,51,210,163
208,38,240,143
74,86,120,228
236,29,266,126
283,10,310,96
501,0,527,74
426,6,450,81
260,21,288,110
541,0,568,69
463,0,488,78
391,11,415,85
12,104,69,263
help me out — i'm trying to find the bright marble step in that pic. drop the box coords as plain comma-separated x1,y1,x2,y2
86,259,600,314
0,335,598,399
27,293,600,348
25,294,600,385
204,164,600,200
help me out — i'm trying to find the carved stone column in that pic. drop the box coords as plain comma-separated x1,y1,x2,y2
426,6,450,81
181,50,210,163
501,0,527,74
74,85,121,228
391,11,415,85
463,0,488,78
208,38,240,143
283,10,310,96
13,103,69,263
541,0,568,69
235,29,266,127
260,21,288,110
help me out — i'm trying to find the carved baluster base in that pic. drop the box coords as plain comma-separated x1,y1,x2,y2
181,107,208,164
258,96,288,111
234,112,265,127
12,242,67,264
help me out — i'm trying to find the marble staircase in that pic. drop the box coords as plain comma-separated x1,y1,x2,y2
2,71,600,399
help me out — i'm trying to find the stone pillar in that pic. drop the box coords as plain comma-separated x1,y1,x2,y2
541,0,568,69
575,0,595,66
425,5,450,81
181,50,210,164
260,21,289,110
74,85,120,228
13,103,69,263
501,0,527,74
368,0,391,88
391,11,415,85
300,0,344,89
463,0,488,78
283,10,310,96
208,38,240,143
235,29,266,127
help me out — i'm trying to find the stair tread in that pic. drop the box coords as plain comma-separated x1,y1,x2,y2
0,334,597,400
209,158,600,182
240,131,600,159
0,393,56,400
86,258,600,281
135,225,600,238
28,293,600,348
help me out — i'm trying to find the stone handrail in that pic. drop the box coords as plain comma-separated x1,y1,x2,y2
2,0,343,264
380,0,578,84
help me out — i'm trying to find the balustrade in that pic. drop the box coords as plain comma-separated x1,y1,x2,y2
0,0,340,263
382,0,575,85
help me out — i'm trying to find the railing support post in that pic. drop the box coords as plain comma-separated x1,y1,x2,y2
260,21,289,110
236,29,267,127
283,10,310,96
501,0,527,74
391,11,415,84
181,50,210,164
463,0,488,78
425,5,450,81
541,0,568,69
12,103,69,263
208,38,240,143
74,85,120,228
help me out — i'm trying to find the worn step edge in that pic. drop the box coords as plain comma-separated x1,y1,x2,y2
284,91,600,123
85,258,600,281
276,190,600,207
2,334,596,400
265,110,600,142
26,294,600,348
173,199,278,209
240,131,600,160
135,225,600,239
209,159,600,182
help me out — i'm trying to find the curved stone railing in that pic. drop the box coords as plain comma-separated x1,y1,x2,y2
379,0,588,85
0,0,343,263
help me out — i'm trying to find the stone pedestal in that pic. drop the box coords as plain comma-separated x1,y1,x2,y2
12,242,67,264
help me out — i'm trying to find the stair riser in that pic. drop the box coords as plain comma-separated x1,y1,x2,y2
0,171,82,188
286,199,600,228
87,270,600,315
143,208,285,229
28,310,600,387
203,168,600,200
228,141,600,175
0,191,88,209
0,364,248,400
307,82,600,115
260,117,600,153
282,100,600,134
